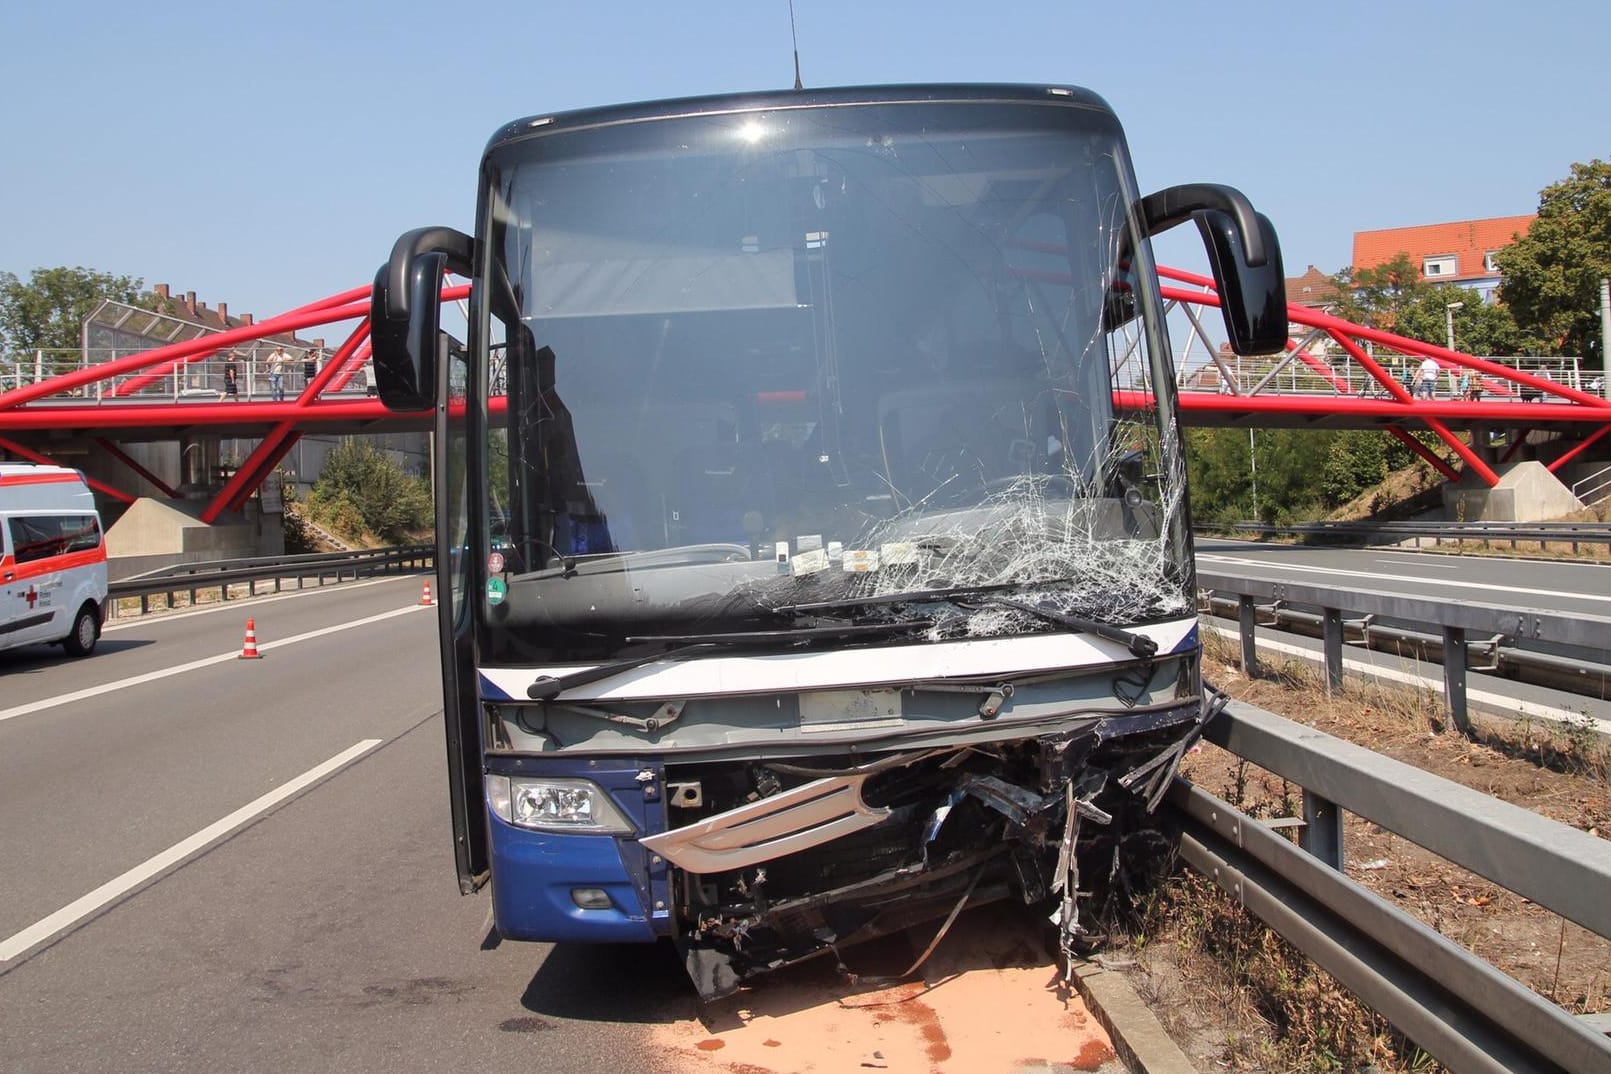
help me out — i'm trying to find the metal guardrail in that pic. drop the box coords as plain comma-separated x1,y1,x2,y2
1169,700,1611,1074
1208,520,1611,553
1197,569,1611,733
107,546,433,616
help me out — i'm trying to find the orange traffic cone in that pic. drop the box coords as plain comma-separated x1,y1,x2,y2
239,617,263,659
419,579,434,606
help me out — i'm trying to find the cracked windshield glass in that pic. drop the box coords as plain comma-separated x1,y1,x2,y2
478,99,1187,663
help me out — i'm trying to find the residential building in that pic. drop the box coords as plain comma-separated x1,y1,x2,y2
1351,215,1534,303
1285,264,1342,312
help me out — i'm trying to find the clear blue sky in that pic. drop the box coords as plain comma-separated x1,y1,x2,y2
2,0,1605,325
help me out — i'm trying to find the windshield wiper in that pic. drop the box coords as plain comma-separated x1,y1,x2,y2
958,595,1157,660
780,585,1158,660
526,620,934,701
528,641,742,700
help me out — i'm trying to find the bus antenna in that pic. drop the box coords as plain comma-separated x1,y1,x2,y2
788,0,804,89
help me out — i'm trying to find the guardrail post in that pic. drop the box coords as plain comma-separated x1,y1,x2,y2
1238,595,1259,676
1300,791,1344,870
1442,625,1471,736
1322,608,1344,695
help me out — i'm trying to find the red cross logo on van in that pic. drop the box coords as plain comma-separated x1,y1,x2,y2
24,585,38,609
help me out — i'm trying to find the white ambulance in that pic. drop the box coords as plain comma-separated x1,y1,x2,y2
1,464,109,658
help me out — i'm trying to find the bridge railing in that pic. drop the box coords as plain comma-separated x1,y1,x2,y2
1166,699,1611,1074
106,545,432,616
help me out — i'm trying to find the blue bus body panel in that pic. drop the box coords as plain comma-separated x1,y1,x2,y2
486,757,671,944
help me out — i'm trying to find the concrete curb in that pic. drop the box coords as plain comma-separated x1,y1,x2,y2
1069,960,1198,1074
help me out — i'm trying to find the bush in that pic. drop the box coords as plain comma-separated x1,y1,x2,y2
307,439,432,543
282,505,317,553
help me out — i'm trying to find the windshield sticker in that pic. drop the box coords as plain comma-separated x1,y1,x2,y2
487,551,505,574
842,549,880,573
879,542,920,566
791,548,830,576
486,576,507,605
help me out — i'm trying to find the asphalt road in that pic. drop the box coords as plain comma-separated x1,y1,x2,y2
0,576,697,1073
1195,538,1611,621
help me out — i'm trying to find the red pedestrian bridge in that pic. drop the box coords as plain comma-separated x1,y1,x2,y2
1,269,1606,522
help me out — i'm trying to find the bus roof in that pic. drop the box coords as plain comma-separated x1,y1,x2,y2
486,82,1115,155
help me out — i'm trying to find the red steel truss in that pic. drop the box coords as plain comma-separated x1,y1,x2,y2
1,272,1607,514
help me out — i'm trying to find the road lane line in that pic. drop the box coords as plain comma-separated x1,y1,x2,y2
0,604,431,725
1198,553,1611,608
0,738,384,963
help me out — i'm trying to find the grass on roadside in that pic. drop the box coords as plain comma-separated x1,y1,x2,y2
1101,632,1606,1072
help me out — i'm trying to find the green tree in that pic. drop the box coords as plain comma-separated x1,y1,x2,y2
1329,254,1519,356
1496,159,1611,367
1187,426,1417,525
308,438,433,542
0,266,149,354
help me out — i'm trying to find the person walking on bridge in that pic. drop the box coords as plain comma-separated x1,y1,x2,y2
267,345,291,402
219,350,240,401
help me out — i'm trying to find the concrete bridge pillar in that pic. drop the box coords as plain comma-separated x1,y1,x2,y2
1471,424,1499,466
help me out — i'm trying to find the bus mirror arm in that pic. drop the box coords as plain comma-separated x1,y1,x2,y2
382,228,473,318
1137,183,1265,267
1132,184,1288,357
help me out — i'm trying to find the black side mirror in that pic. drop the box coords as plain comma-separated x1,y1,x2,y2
1195,209,1286,355
371,227,473,411
1134,183,1288,356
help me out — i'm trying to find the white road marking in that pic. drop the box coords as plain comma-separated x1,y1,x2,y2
102,576,410,632
1204,624,1611,736
1198,553,1611,608
0,604,431,725
0,738,383,962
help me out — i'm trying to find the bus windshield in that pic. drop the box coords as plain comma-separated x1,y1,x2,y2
476,97,1188,662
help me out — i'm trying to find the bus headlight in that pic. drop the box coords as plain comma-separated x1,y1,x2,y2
485,775,634,834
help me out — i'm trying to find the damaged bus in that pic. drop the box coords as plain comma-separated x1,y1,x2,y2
371,84,1286,998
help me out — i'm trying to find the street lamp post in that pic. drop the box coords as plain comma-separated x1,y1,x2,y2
1445,301,1464,352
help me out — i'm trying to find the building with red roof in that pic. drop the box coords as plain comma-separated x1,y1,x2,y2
1285,264,1342,310
1351,215,1534,303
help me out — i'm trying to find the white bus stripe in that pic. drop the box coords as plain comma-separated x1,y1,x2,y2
0,738,383,962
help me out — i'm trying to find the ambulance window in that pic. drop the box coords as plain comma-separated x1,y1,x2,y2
7,515,99,562
62,515,101,553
